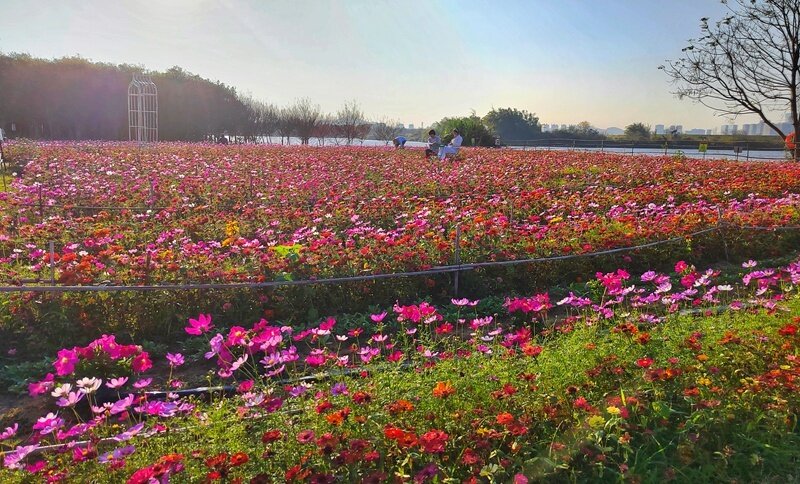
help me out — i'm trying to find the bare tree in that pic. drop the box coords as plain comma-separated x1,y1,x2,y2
314,114,335,146
286,98,321,145
334,100,367,145
242,98,278,143
275,106,294,145
370,118,403,145
662,0,799,158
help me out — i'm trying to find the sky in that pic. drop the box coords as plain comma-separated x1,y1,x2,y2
0,0,764,130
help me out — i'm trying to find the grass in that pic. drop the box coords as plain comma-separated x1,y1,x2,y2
4,293,798,482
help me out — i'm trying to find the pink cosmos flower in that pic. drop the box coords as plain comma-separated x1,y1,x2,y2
56,391,85,408
451,298,479,307
106,377,129,389
370,311,387,323
0,423,18,440
33,413,64,435
185,314,213,335
166,352,185,367
3,445,40,470
110,395,135,415
133,378,152,389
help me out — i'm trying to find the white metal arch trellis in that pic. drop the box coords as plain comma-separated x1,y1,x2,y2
128,74,158,143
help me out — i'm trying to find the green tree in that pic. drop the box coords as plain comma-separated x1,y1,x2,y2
624,123,651,140
482,107,541,141
435,113,495,147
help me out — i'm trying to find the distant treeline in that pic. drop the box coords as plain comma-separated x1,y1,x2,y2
0,53,252,141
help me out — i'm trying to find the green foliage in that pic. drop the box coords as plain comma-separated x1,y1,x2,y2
624,122,652,140
0,357,51,395
435,113,496,147
0,53,253,141
482,107,541,141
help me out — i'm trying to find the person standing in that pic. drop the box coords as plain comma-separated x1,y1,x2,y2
438,129,463,160
424,129,441,158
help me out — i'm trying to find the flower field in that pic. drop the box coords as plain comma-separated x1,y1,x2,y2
1,143,800,350
2,143,800,482
0,257,799,482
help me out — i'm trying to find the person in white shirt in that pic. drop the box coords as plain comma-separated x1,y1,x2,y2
438,129,463,160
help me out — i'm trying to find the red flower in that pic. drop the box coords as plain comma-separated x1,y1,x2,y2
230,452,248,467
419,429,449,453
261,429,283,443
496,412,515,426
352,391,372,404
778,324,797,336
635,357,654,368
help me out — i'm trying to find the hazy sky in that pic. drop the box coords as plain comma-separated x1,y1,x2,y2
0,0,760,129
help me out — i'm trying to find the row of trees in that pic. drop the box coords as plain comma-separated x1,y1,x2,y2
0,53,406,145
0,54,254,141
431,108,603,147
0,53,611,145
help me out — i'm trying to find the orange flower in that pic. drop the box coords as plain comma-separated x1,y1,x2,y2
496,412,514,426
432,381,456,398
387,399,415,414
325,407,350,426
522,343,543,357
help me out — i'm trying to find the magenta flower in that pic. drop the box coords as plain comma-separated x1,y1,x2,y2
330,382,348,396
370,311,388,323
28,373,55,397
185,313,213,335
297,429,315,443
131,351,153,373
53,348,79,376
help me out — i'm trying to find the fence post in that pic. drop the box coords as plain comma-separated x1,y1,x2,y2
38,185,44,219
453,224,461,297
49,241,55,284
664,141,668,156
144,250,151,285
600,139,604,153
571,140,576,151
716,206,730,262
746,143,750,161
631,143,635,154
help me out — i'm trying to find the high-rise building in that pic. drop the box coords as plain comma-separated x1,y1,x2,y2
654,124,665,135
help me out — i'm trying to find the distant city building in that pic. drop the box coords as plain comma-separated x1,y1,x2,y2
686,128,706,135
605,127,624,136
654,124,665,135
408,123,414,130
